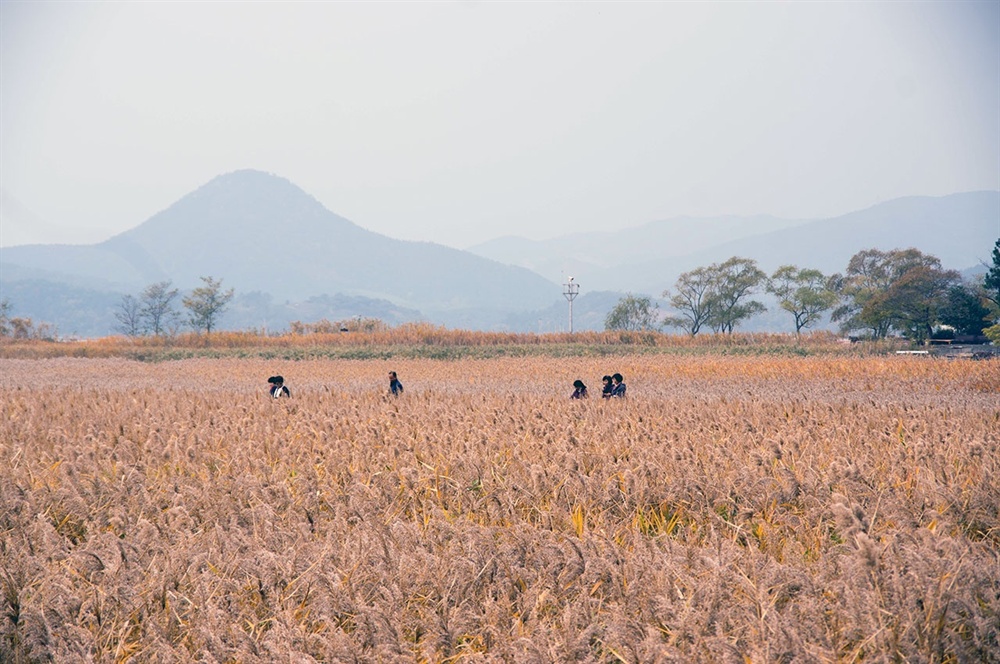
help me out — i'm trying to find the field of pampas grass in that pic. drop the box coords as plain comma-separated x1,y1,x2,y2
1,355,998,662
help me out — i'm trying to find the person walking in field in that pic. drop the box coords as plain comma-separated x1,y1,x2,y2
389,371,404,395
268,375,290,398
601,375,614,399
610,373,627,398
571,379,588,399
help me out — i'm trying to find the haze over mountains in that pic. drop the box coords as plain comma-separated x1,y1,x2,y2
0,170,997,337
468,215,811,286
1,171,558,333
468,192,1000,294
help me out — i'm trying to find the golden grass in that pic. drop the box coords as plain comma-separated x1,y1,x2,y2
0,328,868,360
1,355,997,662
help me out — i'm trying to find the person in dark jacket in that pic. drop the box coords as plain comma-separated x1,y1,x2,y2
571,379,588,399
610,373,626,398
601,375,614,399
268,375,290,398
388,371,404,395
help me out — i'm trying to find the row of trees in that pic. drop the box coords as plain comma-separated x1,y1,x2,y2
606,242,1000,344
4,246,997,342
0,300,55,340
114,276,234,337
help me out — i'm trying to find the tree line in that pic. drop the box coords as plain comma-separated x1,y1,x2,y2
0,276,236,340
605,241,1000,344
0,299,55,340
3,244,998,343
113,276,234,337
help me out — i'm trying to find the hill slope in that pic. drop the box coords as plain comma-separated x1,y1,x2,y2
612,191,1000,295
469,191,999,295
468,215,811,285
1,171,558,317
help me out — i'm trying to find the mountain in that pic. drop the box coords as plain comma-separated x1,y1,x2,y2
0,279,122,339
0,171,559,334
469,192,1000,296
614,191,1000,295
467,215,812,285
3,176,996,337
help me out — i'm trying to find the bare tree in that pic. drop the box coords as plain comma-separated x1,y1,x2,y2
140,281,181,336
0,299,11,337
114,294,145,337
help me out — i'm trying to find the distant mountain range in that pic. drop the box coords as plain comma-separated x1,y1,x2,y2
0,171,558,335
0,170,996,337
468,191,1000,295
467,214,811,286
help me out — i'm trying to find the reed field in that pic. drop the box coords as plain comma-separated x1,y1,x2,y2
1,352,998,662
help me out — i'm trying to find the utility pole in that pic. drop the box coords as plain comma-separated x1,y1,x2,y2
563,277,580,334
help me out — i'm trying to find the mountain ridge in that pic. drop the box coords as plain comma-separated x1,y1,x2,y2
1,172,996,336
467,214,812,284
468,191,1000,293
1,170,559,320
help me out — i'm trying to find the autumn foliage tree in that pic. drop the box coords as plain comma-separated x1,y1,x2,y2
832,248,958,342
884,263,960,343
0,299,55,340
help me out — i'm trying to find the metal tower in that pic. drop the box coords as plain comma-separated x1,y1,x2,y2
563,277,580,333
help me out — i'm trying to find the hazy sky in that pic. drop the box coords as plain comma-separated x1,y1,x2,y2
2,1,998,249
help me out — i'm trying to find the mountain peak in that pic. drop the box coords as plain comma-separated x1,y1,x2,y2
184,169,324,212
86,171,557,310
204,168,295,187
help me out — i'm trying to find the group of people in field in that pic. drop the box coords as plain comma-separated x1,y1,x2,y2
267,371,404,399
268,370,625,400
570,373,626,399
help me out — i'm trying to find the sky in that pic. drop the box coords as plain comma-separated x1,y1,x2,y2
1,1,998,249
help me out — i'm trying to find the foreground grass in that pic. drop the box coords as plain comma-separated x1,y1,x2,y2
1,355,997,662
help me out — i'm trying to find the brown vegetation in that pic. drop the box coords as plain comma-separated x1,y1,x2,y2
0,328,878,362
1,355,997,662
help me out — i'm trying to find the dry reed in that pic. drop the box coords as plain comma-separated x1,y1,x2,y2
1,355,997,662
